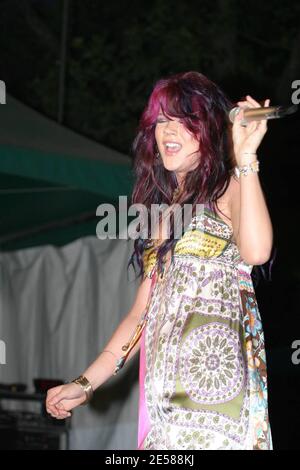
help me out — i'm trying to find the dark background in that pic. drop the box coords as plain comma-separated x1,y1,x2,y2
0,0,300,450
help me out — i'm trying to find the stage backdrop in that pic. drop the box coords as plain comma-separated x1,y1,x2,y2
0,235,141,450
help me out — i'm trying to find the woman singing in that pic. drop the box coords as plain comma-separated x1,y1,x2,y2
46,71,274,450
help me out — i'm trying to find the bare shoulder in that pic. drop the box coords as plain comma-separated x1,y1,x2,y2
215,175,239,219
228,173,240,210
214,174,240,245
227,174,240,244
228,173,240,202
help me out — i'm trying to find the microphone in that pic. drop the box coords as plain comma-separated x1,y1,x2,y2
229,103,298,126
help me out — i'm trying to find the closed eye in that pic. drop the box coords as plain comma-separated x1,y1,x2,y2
156,116,184,124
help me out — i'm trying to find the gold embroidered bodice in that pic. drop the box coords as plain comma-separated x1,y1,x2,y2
142,203,248,278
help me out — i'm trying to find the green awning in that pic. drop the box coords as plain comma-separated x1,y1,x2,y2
0,95,134,251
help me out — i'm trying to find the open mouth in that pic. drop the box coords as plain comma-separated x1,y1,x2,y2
163,142,182,155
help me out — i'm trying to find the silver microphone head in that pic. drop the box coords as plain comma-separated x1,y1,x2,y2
228,106,240,124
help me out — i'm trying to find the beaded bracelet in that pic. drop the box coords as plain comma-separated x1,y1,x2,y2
234,159,260,178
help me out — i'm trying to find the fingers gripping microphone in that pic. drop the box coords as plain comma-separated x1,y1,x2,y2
229,103,298,127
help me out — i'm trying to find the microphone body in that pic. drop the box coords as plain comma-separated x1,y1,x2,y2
229,104,298,126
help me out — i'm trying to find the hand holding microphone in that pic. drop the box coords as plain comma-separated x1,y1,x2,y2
231,95,272,165
229,94,298,177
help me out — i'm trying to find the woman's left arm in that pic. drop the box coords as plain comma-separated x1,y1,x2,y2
230,95,274,266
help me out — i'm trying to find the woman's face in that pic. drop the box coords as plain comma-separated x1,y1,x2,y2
155,106,201,184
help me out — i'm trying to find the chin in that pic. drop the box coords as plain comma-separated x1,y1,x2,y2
161,160,181,172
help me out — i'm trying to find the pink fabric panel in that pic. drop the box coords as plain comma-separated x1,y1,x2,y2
137,324,151,450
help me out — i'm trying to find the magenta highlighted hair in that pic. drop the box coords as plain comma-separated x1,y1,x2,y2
127,71,276,284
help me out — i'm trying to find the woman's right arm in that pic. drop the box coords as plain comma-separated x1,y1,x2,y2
46,274,153,418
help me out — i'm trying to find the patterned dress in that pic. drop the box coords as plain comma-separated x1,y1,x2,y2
137,202,272,450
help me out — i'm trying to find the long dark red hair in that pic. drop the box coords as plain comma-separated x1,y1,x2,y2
127,71,276,285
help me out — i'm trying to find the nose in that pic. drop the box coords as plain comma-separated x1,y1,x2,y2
163,120,179,135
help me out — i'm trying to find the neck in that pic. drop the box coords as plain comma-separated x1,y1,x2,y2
175,172,185,189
